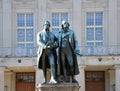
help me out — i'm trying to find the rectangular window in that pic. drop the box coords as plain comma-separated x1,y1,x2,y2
17,13,34,56
86,71,104,81
52,13,68,37
86,12,103,55
16,72,35,82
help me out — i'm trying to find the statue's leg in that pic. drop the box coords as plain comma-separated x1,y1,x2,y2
61,53,67,82
68,55,78,83
66,50,73,74
66,50,77,83
48,54,57,84
42,53,47,84
43,68,47,84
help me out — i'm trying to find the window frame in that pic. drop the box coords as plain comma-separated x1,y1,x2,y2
85,11,104,55
16,13,35,56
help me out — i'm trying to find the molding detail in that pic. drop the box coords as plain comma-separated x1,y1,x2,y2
14,0,35,4
84,0,107,3
12,0,37,9
49,0,69,3
114,64,120,69
82,0,108,8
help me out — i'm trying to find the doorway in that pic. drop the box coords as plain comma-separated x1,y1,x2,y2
16,72,35,91
85,71,105,91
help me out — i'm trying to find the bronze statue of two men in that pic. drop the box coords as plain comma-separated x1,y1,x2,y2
37,20,81,84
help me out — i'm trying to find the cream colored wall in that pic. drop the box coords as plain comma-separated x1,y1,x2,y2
0,57,36,67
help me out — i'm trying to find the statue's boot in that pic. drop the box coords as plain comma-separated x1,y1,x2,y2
62,76,67,83
49,79,57,84
71,75,78,84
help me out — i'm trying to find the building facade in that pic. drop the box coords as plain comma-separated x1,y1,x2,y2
0,0,120,91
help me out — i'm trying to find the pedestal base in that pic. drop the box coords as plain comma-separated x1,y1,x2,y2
36,83,80,91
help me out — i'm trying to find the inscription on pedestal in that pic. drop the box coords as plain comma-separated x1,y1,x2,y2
36,83,80,91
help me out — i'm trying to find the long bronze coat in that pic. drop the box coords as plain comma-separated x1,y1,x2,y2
37,30,58,69
57,29,80,76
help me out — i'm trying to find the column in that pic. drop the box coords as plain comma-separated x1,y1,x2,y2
38,0,47,27
0,5,2,49
37,0,42,31
37,0,47,40
108,70,115,91
76,65,86,91
114,65,120,91
108,0,117,46
72,0,82,45
4,72,15,91
2,0,12,56
0,67,4,91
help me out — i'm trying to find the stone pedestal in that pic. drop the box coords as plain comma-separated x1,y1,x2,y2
36,83,80,91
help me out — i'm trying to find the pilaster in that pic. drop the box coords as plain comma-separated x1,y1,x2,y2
72,0,82,46
0,67,4,91
2,0,12,56
114,64,120,91
41,0,47,23
108,70,115,91
0,3,2,48
108,0,117,46
76,65,86,91
4,72,14,91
